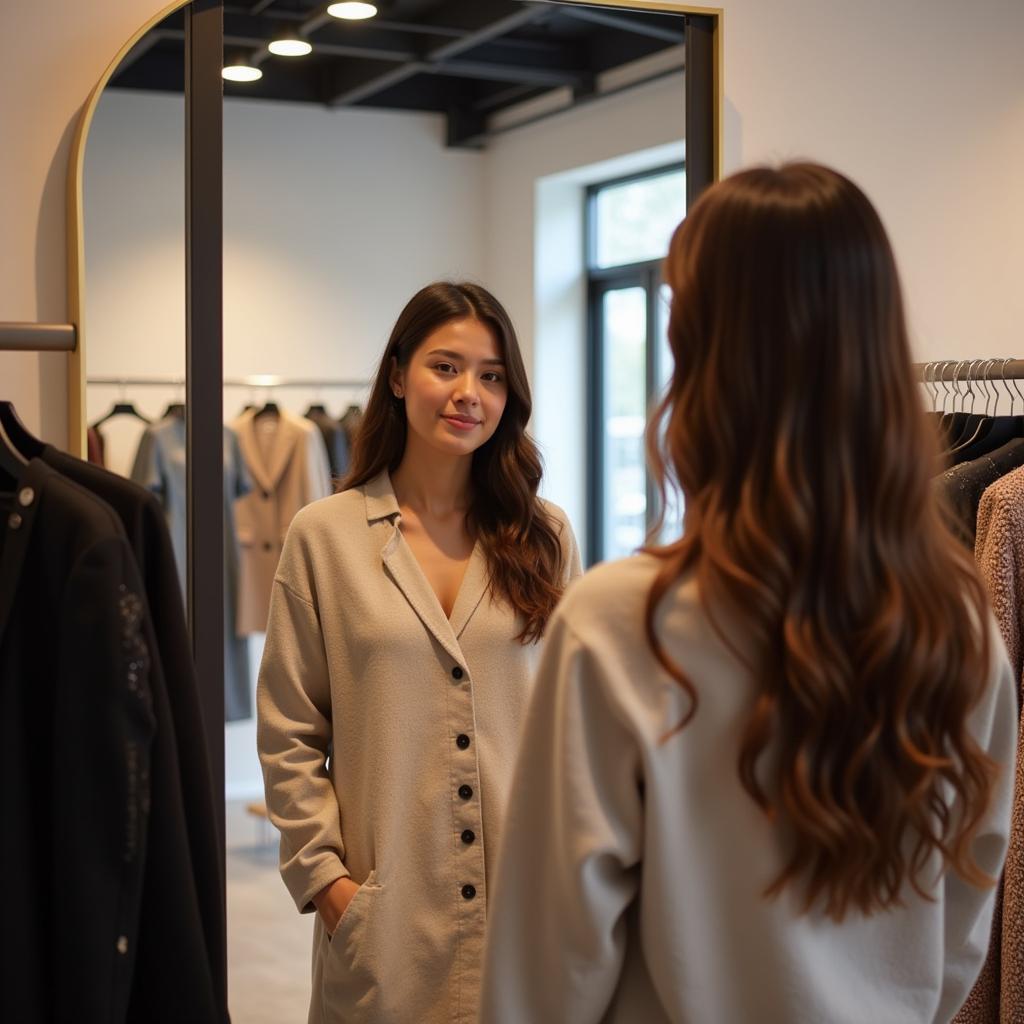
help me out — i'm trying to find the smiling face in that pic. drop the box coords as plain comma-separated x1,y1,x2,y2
390,317,509,460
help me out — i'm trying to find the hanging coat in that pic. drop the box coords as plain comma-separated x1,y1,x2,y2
0,460,156,1022
131,417,255,722
257,471,581,1024
38,444,228,1021
233,408,332,635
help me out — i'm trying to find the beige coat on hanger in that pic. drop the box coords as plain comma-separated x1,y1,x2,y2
257,472,581,1024
232,408,332,634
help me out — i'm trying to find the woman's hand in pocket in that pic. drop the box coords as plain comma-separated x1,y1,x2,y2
313,876,362,936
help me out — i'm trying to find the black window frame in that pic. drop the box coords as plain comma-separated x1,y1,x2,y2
585,162,682,566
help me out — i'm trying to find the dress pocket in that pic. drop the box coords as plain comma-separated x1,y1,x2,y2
319,871,386,1019
327,870,381,944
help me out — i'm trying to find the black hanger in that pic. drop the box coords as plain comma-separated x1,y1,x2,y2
0,401,44,460
0,410,29,486
953,415,1024,464
305,403,329,417
92,400,151,428
255,401,280,418
163,402,186,419
952,363,1024,464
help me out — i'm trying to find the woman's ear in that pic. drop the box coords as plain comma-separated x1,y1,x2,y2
389,357,404,399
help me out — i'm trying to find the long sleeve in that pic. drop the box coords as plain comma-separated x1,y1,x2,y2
937,634,1019,1023
480,610,643,1024
256,522,348,913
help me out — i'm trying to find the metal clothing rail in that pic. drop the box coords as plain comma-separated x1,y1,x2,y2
225,376,370,388
88,375,371,388
0,322,77,352
916,358,1024,381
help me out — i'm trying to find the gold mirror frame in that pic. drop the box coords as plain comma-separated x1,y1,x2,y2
66,0,192,457
64,0,722,458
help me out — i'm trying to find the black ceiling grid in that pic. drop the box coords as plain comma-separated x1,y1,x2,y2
110,1,686,148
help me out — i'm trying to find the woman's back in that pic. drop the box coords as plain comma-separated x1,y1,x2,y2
480,554,1017,1023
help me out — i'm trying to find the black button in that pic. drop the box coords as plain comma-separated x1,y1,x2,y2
262,541,273,552
451,666,464,680
461,829,475,845
461,884,476,900
458,784,473,800
456,734,470,750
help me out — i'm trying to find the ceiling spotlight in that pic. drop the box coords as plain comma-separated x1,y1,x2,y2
222,54,263,82
327,2,378,20
268,35,313,57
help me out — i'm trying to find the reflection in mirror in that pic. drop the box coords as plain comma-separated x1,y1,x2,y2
83,2,690,1019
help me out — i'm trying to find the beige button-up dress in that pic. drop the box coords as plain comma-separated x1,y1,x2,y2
257,471,581,1023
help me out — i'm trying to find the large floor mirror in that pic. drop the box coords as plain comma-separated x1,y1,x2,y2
77,1,717,1018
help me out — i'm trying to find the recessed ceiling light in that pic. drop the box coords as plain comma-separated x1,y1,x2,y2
268,38,313,57
222,61,263,83
327,2,378,20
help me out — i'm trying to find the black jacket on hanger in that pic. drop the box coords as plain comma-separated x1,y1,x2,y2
39,445,228,1023
937,438,1024,546
0,459,155,1022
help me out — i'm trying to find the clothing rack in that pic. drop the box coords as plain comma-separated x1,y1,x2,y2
88,375,370,388
0,322,77,352
916,359,1024,381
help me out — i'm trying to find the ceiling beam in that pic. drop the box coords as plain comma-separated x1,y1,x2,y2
161,26,416,63
247,0,277,15
224,6,467,38
556,6,685,44
471,82,541,112
330,62,429,106
325,0,555,107
429,59,583,87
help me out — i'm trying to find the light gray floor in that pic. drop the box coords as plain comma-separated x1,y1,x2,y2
227,798,312,1024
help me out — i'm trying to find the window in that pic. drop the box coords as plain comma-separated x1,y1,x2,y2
587,165,685,564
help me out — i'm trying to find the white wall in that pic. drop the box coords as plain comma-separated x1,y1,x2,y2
84,89,486,423
701,0,1024,360
0,0,178,445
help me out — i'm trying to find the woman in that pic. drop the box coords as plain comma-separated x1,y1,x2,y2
480,164,1017,1023
257,281,581,1023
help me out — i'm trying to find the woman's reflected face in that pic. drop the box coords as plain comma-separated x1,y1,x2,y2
392,317,508,458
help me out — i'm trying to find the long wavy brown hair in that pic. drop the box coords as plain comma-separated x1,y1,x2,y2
342,281,565,643
645,163,998,920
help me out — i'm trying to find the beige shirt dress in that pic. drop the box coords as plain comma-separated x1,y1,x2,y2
257,471,581,1023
